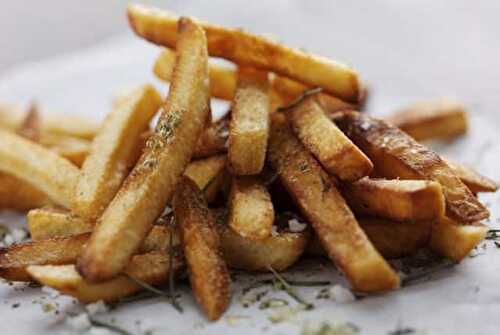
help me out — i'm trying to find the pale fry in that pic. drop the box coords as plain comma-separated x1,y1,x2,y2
27,207,93,240
173,177,230,320
0,172,50,211
127,4,362,102
342,178,445,222
73,85,162,220
444,159,498,193
184,154,227,203
335,111,489,223
77,18,210,282
228,67,269,175
268,115,400,292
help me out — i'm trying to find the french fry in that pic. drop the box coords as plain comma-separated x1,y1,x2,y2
193,117,229,158
184,154,227,203
386,99,467,141
228,67,269,175
173,177,230,320
285,93,372,181
77,18,211,282
0,172,50,211
27,251,183,303
342,178,445,222
27,207,93,240
0,102,25,130
228,176,274,240
73,85,162,220
16,103,41,142
39,133,91,167
0,130,79,208
41,114,99,140
335,111,489,224
444,159,498,193
128,4,362,102
268,115,400,292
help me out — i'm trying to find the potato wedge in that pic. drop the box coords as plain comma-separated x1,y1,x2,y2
128,4,361,102
0,172,50,211
193,117,229,158
228,67,269,175
335,111,489,223
228,176,274,240
27,251,183,303
73,85,162,220
386,99,467,141
184,154,227,203
27,207,93,240
173,177,230,320
285,93,372,181
342,178,445,222
444,159,498,193
268,115,399,292
77,18,210,282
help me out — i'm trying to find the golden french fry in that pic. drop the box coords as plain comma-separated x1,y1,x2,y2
128,4,362,102
40,134,91,167
184,154,227,203
77,17,211,282
268,115,399,292
193,117,229,158
0,172,50,211
27,206,93,240
228,67,269,175
342,178,445,222
444,159,498,193
335,111,489,224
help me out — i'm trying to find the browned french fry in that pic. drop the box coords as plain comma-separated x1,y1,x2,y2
342,178,445,222
0,172,50,211
193,117,229,158
27,207,93,240
173,177,230,320
444,159,498,193
228,176,274,240
77,18,211,282
228,67,269,175
128,4,362,102
285,93,372,181
268,115,400,292
335,111,489,224
184,154,227,203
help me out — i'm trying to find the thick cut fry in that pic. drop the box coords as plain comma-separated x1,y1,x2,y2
193,117,229,158
335,111,489,223
444,159,498,193
184,155,227,203
27,207,93,240
0,130,79,208
77,18,210,282
173,177,230,320
430,217,488,262
73,85,162,220
342,178,445,222
128,4,361,102
0,172,50,211
27,251,183,303
268,115,399,292
386,99,467,141
285,94,372,181
228,67,269,175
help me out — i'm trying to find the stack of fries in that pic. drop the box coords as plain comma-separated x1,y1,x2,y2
0,4,496,321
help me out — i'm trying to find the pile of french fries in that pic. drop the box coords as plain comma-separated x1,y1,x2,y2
0,4,497,321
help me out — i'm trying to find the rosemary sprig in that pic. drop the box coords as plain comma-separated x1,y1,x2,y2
267,266,314,310
88,317,132,335
168,229,183,313
276,87,323,113
401,260,457,286
485,229,500,240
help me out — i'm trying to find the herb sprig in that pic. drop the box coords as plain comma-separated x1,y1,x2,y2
267,266,314,310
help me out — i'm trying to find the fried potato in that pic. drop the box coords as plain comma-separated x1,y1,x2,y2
285,93,372,181
27,207,93,240
0,102,25,130
0,130,79,208
193,117,229,158
27,251,183,303
335,111,489,223
386,99,467,141
77,18,211,282
16,103,42,142
228,67,269,175
430,217,488,262
0,172,50,211
184,154,227,203
342,178,445,222
444,159,498,193
228,176,274,240
40,134,91,167
41,114,99,140
268,115,399,292
73,85,162,220
173,177,230,320
128,4,362,102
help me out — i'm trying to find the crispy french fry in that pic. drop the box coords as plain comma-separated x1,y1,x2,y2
228,67,269,175
0,172,50,211
27,207,93,240
444,159,498,193
193,117,229,158
335,111,489,224
268,115,400,292
184,154,227,203
38,133,90,167
73,85,162,220
342,178,445,222
0,130,79,208
77,18,211,282
27,251,183,303
41,114,99,140
228,176,274,240
173,177,230,320
128,4,361,102
285,93,372,181
386,99,467,141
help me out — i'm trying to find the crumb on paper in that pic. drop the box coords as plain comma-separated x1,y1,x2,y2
267,306,301,324
41,285,60,299
85,300,109,316
329,285,355,303
66,313,92,332
225,314,251,327
301,321,360,335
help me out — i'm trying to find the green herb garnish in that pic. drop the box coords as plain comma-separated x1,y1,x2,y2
267,266,314,310
168,229,183,313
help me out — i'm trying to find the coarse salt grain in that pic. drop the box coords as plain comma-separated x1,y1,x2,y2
288,219,306,232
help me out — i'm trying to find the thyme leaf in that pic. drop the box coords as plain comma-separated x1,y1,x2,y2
267,266,314,310
168,229,183,313
88,317,132,335
277,87,323,113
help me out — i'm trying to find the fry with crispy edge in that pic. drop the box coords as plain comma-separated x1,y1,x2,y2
184,154,227,203
73,85,162,220
342,178,445,222
268,115,400,292
285,93,372,181
335,111,489,223
77,18,210,282
0,172,50,211
128,4,361,102
444,159,498,193
27,251,183,303
228,67,269,175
